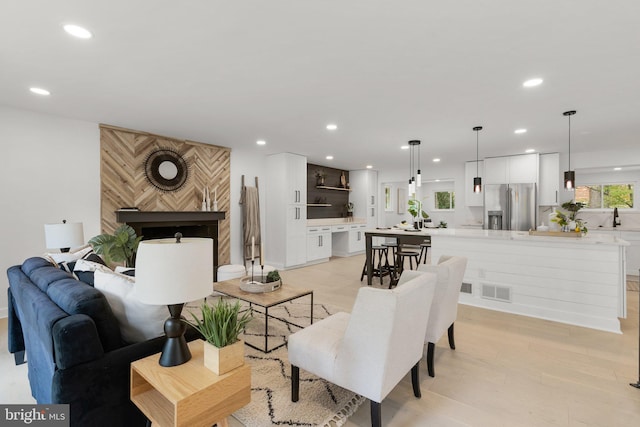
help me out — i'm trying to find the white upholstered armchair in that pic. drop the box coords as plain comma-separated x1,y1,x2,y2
401,255,467,377
288,271,437,427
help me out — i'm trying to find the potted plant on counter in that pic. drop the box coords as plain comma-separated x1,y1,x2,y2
188,299,252,375
553,201,588,233
408,199,429,229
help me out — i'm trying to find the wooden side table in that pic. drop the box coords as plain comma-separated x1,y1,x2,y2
131,340,251,427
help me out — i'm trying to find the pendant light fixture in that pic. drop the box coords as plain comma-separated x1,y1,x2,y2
407,140,421,195
563,110,577,190
473,126,483,193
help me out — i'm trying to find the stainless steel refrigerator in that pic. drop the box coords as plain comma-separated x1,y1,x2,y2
484,183,536,231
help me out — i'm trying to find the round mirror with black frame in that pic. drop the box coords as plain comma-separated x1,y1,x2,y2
144,148,189,192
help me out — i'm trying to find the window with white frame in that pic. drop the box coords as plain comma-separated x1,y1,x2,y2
434,191,455,210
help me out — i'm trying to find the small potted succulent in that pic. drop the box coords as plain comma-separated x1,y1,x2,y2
188,299,252,375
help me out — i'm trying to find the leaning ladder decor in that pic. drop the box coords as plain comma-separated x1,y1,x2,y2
240,175,263,267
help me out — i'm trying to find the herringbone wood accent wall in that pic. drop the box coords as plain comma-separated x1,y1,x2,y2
99,124,231,265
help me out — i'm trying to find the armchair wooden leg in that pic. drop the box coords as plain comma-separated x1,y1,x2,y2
370,400,382,427
427,342,435,377
448,323,456,350
291,365,300,402
411,361,421,398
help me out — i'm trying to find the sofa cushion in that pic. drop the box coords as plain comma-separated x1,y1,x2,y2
73,258,112,286
30,265,74,293
94,270,167,343
21,257,55,275
47,278,122,352
43,246,93,265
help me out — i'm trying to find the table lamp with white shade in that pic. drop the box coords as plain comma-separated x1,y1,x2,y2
44,220,84,252
135,233,213,367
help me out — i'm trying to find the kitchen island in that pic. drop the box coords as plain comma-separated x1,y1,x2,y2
365,228,629,333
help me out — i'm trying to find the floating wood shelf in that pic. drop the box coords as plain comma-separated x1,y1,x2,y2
316,186,351,192
307,203,332,207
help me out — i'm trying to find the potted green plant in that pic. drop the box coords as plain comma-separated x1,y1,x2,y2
557,201,588,233
188,299,252,375
88,224,142,267
408,199,429,228
345,202,354,217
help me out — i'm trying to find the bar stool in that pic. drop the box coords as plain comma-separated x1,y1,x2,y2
395,246,420,276
381,241,399,278
418,242,431,264
360,245,391,285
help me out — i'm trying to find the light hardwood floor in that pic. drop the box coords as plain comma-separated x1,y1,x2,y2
2,254,639,426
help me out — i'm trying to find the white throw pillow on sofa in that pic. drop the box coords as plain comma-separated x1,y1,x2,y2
94,269,167,343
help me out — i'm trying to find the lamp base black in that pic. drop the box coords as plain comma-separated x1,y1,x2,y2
159,303,191,367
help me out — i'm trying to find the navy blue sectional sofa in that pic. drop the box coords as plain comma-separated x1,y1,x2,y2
6,256,197,427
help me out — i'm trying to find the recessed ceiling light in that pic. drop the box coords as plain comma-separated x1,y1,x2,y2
432,158,441,162
256,140,266,146
435,179,441,182
523,78,543,87
614,167,622,171
63,24,93,39
366,165,372,169
514,129,527,134
326,155,333,160
400,145,409,150
525,148,535,153
326,124,337,131
29,87,50,96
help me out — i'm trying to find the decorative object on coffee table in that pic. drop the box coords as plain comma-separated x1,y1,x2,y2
135,233,213,367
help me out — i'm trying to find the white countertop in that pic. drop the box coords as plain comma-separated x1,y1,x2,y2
366,227,629,246
590,227,640,232
307,217,366,226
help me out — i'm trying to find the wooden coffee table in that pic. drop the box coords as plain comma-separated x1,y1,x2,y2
213,279,314,353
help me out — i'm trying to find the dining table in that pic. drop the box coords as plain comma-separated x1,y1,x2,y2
364,227,432,286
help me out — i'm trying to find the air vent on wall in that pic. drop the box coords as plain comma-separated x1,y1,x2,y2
460,282,472,294
481,284,511,302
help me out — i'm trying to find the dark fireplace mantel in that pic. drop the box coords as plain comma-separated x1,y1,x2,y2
116,210,226,281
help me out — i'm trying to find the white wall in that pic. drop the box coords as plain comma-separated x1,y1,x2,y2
0,106,101,317
0,106,270,316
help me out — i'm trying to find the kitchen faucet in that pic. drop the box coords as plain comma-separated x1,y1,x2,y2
613,207,620,227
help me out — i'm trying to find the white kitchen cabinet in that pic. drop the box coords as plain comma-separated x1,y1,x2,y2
591,229,640,275
349,170,378,228
307,226,332,262
266,153,307,269
620,231,640,275
484,154,538,185
465,160,484,207
539,153,560,206
332,223,366,256
484,157,509,185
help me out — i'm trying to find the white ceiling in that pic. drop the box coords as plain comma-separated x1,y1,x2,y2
2,1,640,173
